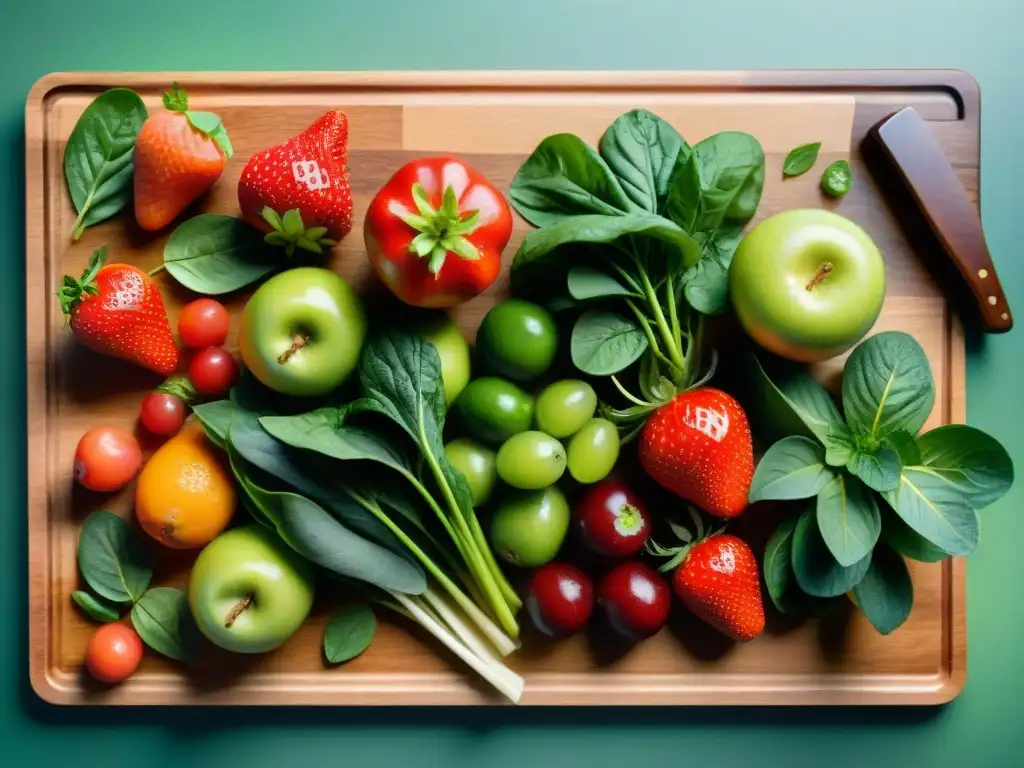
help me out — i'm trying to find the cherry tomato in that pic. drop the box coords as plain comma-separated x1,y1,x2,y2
85,623,143,683
178,299,230,348
575,480,651,558
188,347,239,396
525,562,594,637
74,426,142,492
598,561,671,641
139,392,187,436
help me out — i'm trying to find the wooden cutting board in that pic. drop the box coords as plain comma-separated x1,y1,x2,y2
26,71,974,706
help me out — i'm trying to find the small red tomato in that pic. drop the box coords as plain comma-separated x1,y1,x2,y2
139,392,187,436
525,562,594,637
188,347,239,396
598,561,671,641
85,623,143,683
74,426,142,492
178,299,230,348
575,480,651,558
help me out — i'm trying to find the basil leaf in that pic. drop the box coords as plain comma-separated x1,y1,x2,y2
782,142,822,177
841,331,935,442
852,543,913,635
155,375,199,404
880,505,950,563
566,264,641,301
682,226,743,315
63,88,148,240
509,134,634,227
570,310,648,376
597,109,688,213
748,436,834,503
884,429,921,466
914,424,1014,508
163,214,278,295
130,587,195,662
881,467,981,556
847,443,902,493
824,429,856,467
191,399,236,448
792,502,871,597
763,515,834,617
71,590,121,623
816,473,881,567
323,604,376,665
77,510,153,603
745,353,845,445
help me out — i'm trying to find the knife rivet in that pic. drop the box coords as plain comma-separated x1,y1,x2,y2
1002,313,1009,321
988,296,998,306
978,268,989,279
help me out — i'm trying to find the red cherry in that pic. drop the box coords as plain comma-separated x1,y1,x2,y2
575,480,651,558
139,392,187,436
178,299,230,348
525,562,594,637
598,561,671,641
188,347,239,396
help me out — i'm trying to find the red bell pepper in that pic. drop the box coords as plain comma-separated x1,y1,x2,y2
364,156,513,308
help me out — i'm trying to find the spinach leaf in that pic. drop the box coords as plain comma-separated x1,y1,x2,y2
842,331,934,442
63,88,148,240
881,467,981,556
323,604,376,665
748,436,834,503
914,424,1014,508
71,590,121,623
130,587,195,662
763,515,833,617
880,505,950,563
682,226,743,315
852,543,913,635
816,473,881,567
597,109,688,213
191,400,236,448
745,353,845,445
570,310,648,376
782,142,822,177
567,264,641,301
792,502,871,597
846,443,902,493
163,214,278,295
509,134,633,227
77,510,152,603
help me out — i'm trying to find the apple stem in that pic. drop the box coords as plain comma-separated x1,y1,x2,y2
277,334,309,365
805,262,834,291
224,594,253,628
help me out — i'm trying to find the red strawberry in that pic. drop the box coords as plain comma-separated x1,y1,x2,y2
639,387,754,518
134,83,232,231
237,110,353,254
58,246,178,375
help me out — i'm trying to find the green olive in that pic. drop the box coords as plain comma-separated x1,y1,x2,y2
490,485,570,568
455,377,534,445
534,379,597,438
476,299,559,383
821,160,852,198
444,438,497,506
567,418,620,484
496,431,567,490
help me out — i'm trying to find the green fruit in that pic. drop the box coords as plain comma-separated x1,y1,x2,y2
490,485,570,568
401,311,471,408
238,267,367,397
496,431,567,490
535,379,597,438
477,299,558,382
567,418,620,484
444,438,497,506
455,377,534,445
187,525,315,654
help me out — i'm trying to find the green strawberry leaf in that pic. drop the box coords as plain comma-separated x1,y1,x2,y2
186,111,233,159
163,82,189,112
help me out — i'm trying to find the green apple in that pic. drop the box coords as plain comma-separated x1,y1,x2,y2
238,267,367,397
729,209,885,363
395,310,471,407
188,525,315,654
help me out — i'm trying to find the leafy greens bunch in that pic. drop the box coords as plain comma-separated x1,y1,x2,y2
748,331,1013,634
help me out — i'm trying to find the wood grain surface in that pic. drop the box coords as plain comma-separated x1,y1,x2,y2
26,71,972,706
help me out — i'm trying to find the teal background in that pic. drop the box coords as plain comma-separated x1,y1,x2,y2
4,0,1023,764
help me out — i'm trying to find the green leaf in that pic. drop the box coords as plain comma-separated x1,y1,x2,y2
163,214,278,295
63,88,148,239
885,429,922,466
816,473,881,567
155,375,199,404
880,504,950,563
71,590,121,623
261,206,283,230
509,133,634,227
749,436,834,503
852,543,913,635
163,83,189,111
566,264,641,301
745,353,845,445
682,226,743,315
842,331,934,442
847,442,902,493
570,310,649,376
597,109,688,213
824,428,856,467
782,142,822,177
191,399,236,448
77,510,153,603
881,467,981,556
763,516,833,616
130,587,195,662
282,209,304,237
792,502,871,597
185,111,233,158
914,424,1014,508
323,604,376,664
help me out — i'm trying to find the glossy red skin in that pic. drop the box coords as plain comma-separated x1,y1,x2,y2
139,392,187,436
178,298,230,348
86,623,143,683
188,347,239,396
364,156,512,308
598,561,671,640
73,426,143,492
575,480,651,558
526,562,594,637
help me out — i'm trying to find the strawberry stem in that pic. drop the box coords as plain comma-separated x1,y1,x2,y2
57,245,107,316
163,82,189,112
395,182,481,276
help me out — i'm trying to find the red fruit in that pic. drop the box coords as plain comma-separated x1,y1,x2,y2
525,562,594,637
139,392,187,436
188,347,238,396
598,561,671,641
639,387,754,518
178,298,230,348
134,83,231,231
86,623,143,684
74,426,142,492
672,534,765,642
58,247,179,375
575,480,651,558
237,110,352,253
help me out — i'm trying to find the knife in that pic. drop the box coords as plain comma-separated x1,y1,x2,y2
862,106,1012,333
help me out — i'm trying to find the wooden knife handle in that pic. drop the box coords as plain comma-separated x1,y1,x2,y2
868,107,1012,333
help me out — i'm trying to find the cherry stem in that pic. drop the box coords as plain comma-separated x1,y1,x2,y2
224,594,252,628
805,262,834,291
277,334,309,364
